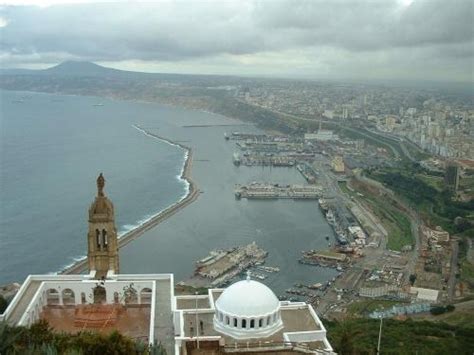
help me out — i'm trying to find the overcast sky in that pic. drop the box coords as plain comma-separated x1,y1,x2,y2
0,0,473,82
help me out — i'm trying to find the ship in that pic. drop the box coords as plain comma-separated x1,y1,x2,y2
326,210,336,225
308,283,323,290
318,198,329,212
233,152,241,166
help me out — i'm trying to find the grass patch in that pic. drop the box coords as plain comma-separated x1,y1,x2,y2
338,181,356,197
459,175,474,191
416,173,444,191
385,209,413,251
347,180,414,251
460,260,474,285
441,311,474,327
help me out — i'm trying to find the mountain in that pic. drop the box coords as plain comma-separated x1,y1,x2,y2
0,61,137,77
43,61,120,76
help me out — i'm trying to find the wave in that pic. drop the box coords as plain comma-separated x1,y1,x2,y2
54,255,87,275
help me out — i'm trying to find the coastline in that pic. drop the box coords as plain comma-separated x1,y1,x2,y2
61,125,199,275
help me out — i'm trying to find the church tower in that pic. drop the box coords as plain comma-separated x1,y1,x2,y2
87,173,119,279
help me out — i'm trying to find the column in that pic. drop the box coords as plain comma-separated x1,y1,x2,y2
74,291,82,305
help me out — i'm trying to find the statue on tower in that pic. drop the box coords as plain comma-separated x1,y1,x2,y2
97,173,105,197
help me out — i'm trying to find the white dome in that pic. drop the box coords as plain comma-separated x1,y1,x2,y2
216,279,279,317
213,277,283,340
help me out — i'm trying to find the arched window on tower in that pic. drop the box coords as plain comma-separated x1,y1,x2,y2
233,318,237,327
102,229,108,250
242,319,247,328
250,319,255,328
95,229,101,249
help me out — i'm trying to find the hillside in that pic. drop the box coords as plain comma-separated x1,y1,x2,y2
324,317,474,354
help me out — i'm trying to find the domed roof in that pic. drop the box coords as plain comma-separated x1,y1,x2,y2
216,279,280,317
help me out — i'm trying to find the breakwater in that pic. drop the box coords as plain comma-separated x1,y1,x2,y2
61,126,199,275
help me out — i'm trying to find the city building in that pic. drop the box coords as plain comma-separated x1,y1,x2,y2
342,107,348,119
305,130,338,142
444,161,460,191
0,174,334,355
323,110,334,119
331,156,345,173
385,116,397,132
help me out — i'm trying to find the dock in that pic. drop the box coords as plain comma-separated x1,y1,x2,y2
235,183,322,200
182,242,268,288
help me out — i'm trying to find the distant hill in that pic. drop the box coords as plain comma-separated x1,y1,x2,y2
0,61,222,82
43,61,120,76
0,61,141,78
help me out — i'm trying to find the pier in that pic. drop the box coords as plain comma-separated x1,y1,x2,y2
235,183,322,200
182,242,269,288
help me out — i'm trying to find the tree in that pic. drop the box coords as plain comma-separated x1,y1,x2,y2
0,295,8,313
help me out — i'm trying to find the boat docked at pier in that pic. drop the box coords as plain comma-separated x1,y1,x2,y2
235,182,322,200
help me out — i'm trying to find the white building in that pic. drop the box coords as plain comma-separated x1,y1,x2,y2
305,130,338,142
323,110,334,119
174,272,334,354
0,273,176,352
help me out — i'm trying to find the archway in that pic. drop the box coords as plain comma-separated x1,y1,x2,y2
123,284,138,304
93,286,106,304
46,289,60,305
62,288,75,305
140,288,152,304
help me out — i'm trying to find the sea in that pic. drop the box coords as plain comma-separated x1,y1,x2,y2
0,90,337,294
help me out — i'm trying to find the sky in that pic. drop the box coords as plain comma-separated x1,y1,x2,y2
0,0,473,82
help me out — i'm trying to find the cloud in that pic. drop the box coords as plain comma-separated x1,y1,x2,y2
0,0,472,81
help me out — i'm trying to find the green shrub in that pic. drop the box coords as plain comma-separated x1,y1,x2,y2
0,295,8,313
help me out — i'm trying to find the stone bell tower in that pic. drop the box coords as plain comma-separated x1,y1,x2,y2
87,173,119,279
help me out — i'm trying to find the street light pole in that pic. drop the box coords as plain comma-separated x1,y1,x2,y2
377,316,383,355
